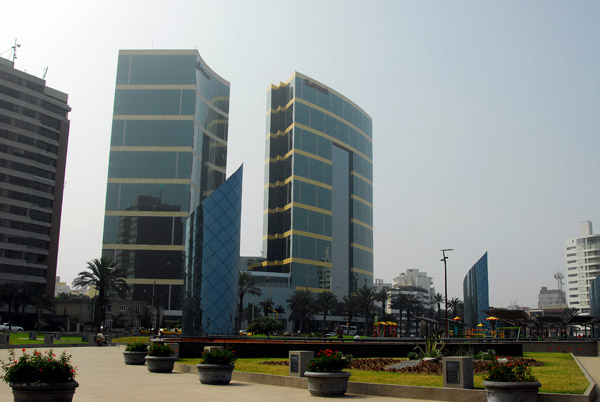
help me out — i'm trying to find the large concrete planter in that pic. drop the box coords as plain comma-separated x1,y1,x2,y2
304,371,351,396
123,350,147,365
145,355,176,373
11,381,79,402
483,380,541,402
196,364,235,385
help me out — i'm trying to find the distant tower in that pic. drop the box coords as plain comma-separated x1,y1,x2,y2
554,272,565,304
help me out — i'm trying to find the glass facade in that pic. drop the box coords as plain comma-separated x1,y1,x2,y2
183,166,242,335
463,252,490,329
589,275,600,318
261,72,373,299
102,50,230,317
0,58,70,296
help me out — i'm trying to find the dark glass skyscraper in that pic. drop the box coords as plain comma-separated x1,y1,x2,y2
184,165,242,335
463,252,490,329
261,72,373,299
0,57,70,297
102,50,230,318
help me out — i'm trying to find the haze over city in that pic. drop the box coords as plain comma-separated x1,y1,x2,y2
2,0,598,308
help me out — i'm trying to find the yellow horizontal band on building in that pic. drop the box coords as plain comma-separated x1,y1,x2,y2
266,175,332,190
120,50,198,56
351,171,373,186
263,257,331,268
294,148,333,165
351,243,374,253
107,178,189,184
266,124,294,139
295,123,372,164
294,286,331,293
351,195,373,208
205,161,226,174
295,97,371,143
110,146,192,152
113,115,193,121
102,244,185,251
268,98,294,115
351,219,373,231
104,211,188,217
116,85,197,90
195,122,227,146
351,267,373,276
126,278,184,285
263,230,331,242
264,202,332,216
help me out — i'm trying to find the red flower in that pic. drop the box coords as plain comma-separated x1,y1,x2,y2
21,348,26,352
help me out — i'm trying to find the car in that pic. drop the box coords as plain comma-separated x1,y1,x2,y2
0,323,23,332
159,328,181,336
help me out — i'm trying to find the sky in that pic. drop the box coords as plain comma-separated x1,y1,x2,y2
2,1,599,308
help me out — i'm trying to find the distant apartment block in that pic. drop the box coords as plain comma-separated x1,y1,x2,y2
565,221,600,315
0,57,70,297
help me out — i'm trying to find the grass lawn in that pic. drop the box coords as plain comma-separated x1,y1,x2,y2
111,336,150,344
177,352,588,394
8,334,87,345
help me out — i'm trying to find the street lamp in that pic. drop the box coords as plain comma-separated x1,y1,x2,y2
441,249,453,338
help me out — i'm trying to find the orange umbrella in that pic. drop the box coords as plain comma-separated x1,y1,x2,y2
477,323,484,327
485,316,498,321
453,316,462,321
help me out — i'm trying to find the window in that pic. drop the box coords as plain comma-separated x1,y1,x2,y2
119,305,126,312
133,320,141,328
134,306,140,314
106,305,112,313
105,319,112,328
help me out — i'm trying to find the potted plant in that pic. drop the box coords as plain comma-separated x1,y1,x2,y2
304,349,352,396
482,357,541,402
196,347,237,385
1,348,78,402
123,340,148,365
145,343,176,373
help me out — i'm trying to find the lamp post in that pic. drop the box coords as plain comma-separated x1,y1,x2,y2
441,249,453,338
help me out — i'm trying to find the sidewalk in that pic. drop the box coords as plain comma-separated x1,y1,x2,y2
0,346,446,402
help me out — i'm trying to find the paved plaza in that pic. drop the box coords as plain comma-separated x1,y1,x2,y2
0,346,598,402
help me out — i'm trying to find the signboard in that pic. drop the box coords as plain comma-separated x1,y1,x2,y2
445,361,460,384
290,354,299,373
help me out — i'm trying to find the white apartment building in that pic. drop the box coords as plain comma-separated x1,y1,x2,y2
565,221,600,315
386,269,434,314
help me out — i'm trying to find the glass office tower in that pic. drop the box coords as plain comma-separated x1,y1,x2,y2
463,252,490,329
262,72,373,299
102,50,230,319
184,165,242,335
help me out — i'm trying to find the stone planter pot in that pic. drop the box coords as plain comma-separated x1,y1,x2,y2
123,350,147,365
11,381,79,402
482,380,541,402
304,371,351,397
145,355,176,373
196,364,235,385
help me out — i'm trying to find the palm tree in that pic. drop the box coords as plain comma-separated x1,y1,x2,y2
72,258,129,331
374,289,389,321
287,289,315,334
432,293,444,322
341,294,359,335
258,298,275,317
316,291,338,334
448,297,464,318
237,272,262,332
403,294,418,336
355,285,376,335
391,293,411,336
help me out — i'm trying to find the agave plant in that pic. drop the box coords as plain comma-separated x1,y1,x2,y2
414,331,445,359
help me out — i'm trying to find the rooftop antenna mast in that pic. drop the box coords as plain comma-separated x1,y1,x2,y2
554,271,565,303
11,39,21,63
43,66,49,79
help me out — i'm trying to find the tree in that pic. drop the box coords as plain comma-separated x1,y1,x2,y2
341,294,359,335
391,293,411,336
355,285,376,335
432,293,444,322
72,258,129,331
258,298,275,317
316,291,338,334
287,289,315,334
403,294,418,336
246,316,282,336
236,272,262,332
374,289,389,321
448,297,464,318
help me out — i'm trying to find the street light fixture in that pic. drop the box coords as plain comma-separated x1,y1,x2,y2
441,249,453,339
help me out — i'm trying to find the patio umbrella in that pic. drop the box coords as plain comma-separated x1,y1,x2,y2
477,323,484,327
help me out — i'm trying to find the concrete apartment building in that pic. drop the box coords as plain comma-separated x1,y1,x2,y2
565,221,600,314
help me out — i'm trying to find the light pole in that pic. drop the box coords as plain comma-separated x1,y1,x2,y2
441,249,453,338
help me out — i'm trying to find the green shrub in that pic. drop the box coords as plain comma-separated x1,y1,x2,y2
308,349,352,372
202,347,237,365
125,340,148,352
147,343,173,357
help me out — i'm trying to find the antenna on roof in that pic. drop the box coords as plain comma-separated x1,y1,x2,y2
554,271,565,304
43,66,49,79
11,39,21,63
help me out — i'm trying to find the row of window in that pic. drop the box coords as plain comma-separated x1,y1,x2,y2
0,248,47,264
0,233,49,250
0,263,46,277
105,184,189,212
114,89,195,116
106,305,141,314
353,247,374,271
102,215,185,245
294,76,372,136
111,120,193,147
0,70,44,94
0,113,59,142
293,153,332,184
0,202,52,223
0,188,53,209
0,218,50,235
353,199,373,226
292,180,331,211
0,172,54,195
0,156,55,181
0,142,57,168
0,127,58,153
107,151,192,179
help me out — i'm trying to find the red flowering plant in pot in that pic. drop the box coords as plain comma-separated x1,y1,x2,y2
483,357,541,402
305,349,353,397
1,349,78,402
196,347,238,385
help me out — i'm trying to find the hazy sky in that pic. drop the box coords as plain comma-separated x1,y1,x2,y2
3,1,599,308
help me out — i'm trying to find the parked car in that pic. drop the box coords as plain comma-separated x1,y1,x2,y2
159,328,181,336
0,323,23,332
